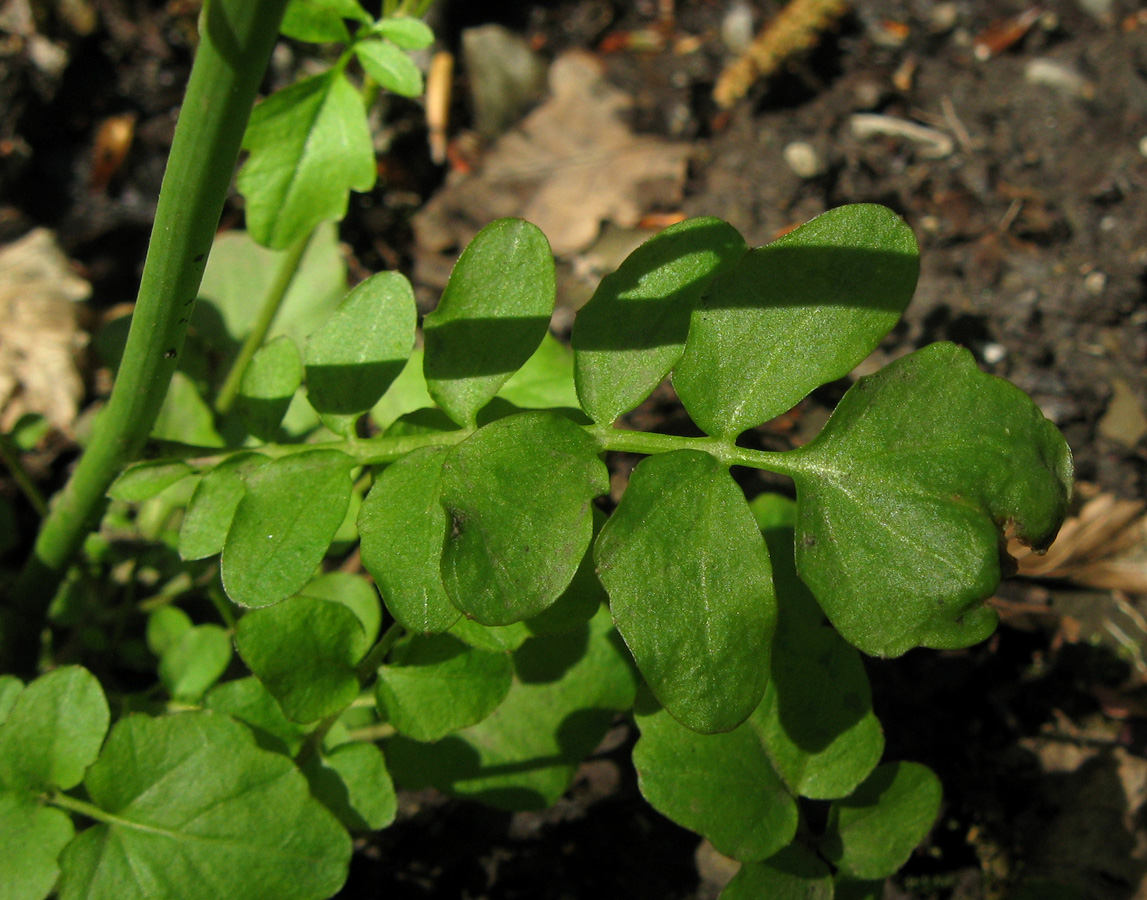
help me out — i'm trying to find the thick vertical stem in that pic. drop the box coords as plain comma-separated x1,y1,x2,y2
11,0,290,621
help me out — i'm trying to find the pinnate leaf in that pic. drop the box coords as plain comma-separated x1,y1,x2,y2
386,606,635,811
572,216,746,424
221,449,355,608
597,450,775,733
633,695,798,862
375,633,512,741
304,271,416,417
820,762,942,880
359,447,459,633
789,342,1073,657
56,711,350,900
239,335,302,441
239,70,375,250
423,219,554,427
439,411,607,625
674,204,918,439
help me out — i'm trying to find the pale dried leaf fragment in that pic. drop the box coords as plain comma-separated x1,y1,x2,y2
0,229,90,432
414,51,690,265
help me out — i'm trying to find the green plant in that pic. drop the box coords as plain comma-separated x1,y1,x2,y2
0,2,1072,898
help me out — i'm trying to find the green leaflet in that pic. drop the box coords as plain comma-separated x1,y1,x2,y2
238,70,375,250
385,605,636,811
370,16,434,49
749,494,884,800
597,450,775,734
301,742,396,833
280,0,368,43
820,762,942,880
239,335,302,441
296,572,382,648
788,342,1073,657
423,219,555,427
448,617,530,652
358,446,459,634
720,846,834,900
56,711,350,900
204,678,309,757
572,216,746,424
147,608,232,703
633,694,798,862
439,411,607,625
0,792,74,900
375,633,512,741
674,204,918,439
354,40,423,98
108,460,193,503
221,449,355,608
304,271,416,417
178,452,266,562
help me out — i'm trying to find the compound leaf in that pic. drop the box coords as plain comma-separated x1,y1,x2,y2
0,667,108,793
423,219,554,427
749,494,883,799
789,342,1073,657
302,742,396,833
375,633,512,741
239,70,375,250
385,606,635,810
0,792,74,900
221,449,355,608
596,450,775,734
674,204,918,439
820,762,942,880
572,216,746,424
359,447,459,634
720,845,834,900
633,695,798,862
238,335,302,442
353,39,423,98
440,411,607,625
304,271,416,417
235,594,368,724
57,711,350,900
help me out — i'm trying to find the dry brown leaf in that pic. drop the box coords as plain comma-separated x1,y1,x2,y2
414,50,691,276
1010,483,1147,595
0,228,90,433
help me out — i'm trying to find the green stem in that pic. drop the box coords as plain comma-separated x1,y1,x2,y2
215,229,315,415
0,431,48,517
11,0,290,623
47,791,130,829
355,620,405,683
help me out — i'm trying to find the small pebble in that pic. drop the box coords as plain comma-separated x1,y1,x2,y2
721,0,755,54
783,142,823,178
1138,136,1147,158
1084,271,1107,295
1024,58,1094,100
980,342,1008,365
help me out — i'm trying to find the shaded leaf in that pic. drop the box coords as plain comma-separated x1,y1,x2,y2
572,216,746,424
222,449,355,608
439,411,607,625
525,507,608,636
239,335,302,442
57,712,350,900
674,205,918,439
448,617,530,653
597,450,774,733
423,219,554,427
179,452,266,562
302,742,396,832
789,342,1073,657
497,331,580,411
204,678,309,757
297,572,382,648
720,845,834,900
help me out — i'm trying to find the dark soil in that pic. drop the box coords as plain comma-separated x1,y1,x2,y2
3,1,1147,898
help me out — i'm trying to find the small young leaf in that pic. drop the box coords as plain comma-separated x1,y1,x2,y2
204,678,310,757
235,595,368,723
371,16,434,49
57,711,351,900
633,695,798,862
720,845,834,900
146,605,192,658
221,449,355,608
0,667,109,793
296,572,382,648
749,494,883,800
239,70,375,250
359,447,459,634
354,39,423,98
789,342,1073,657
497,331,581,411
0,793,74,900
305,271,416,416
239,335,303,441
674,204,919,439
151,372,224,447
385,606,635,810
423,219,555,427
302,742,396,832
179,452,266,562
597,450,775,734
820,762,942,880
439,411,608,625
376,633,512,741
108,460,193,503
281,0,369,43
157,625,233,703
572,216,746,424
